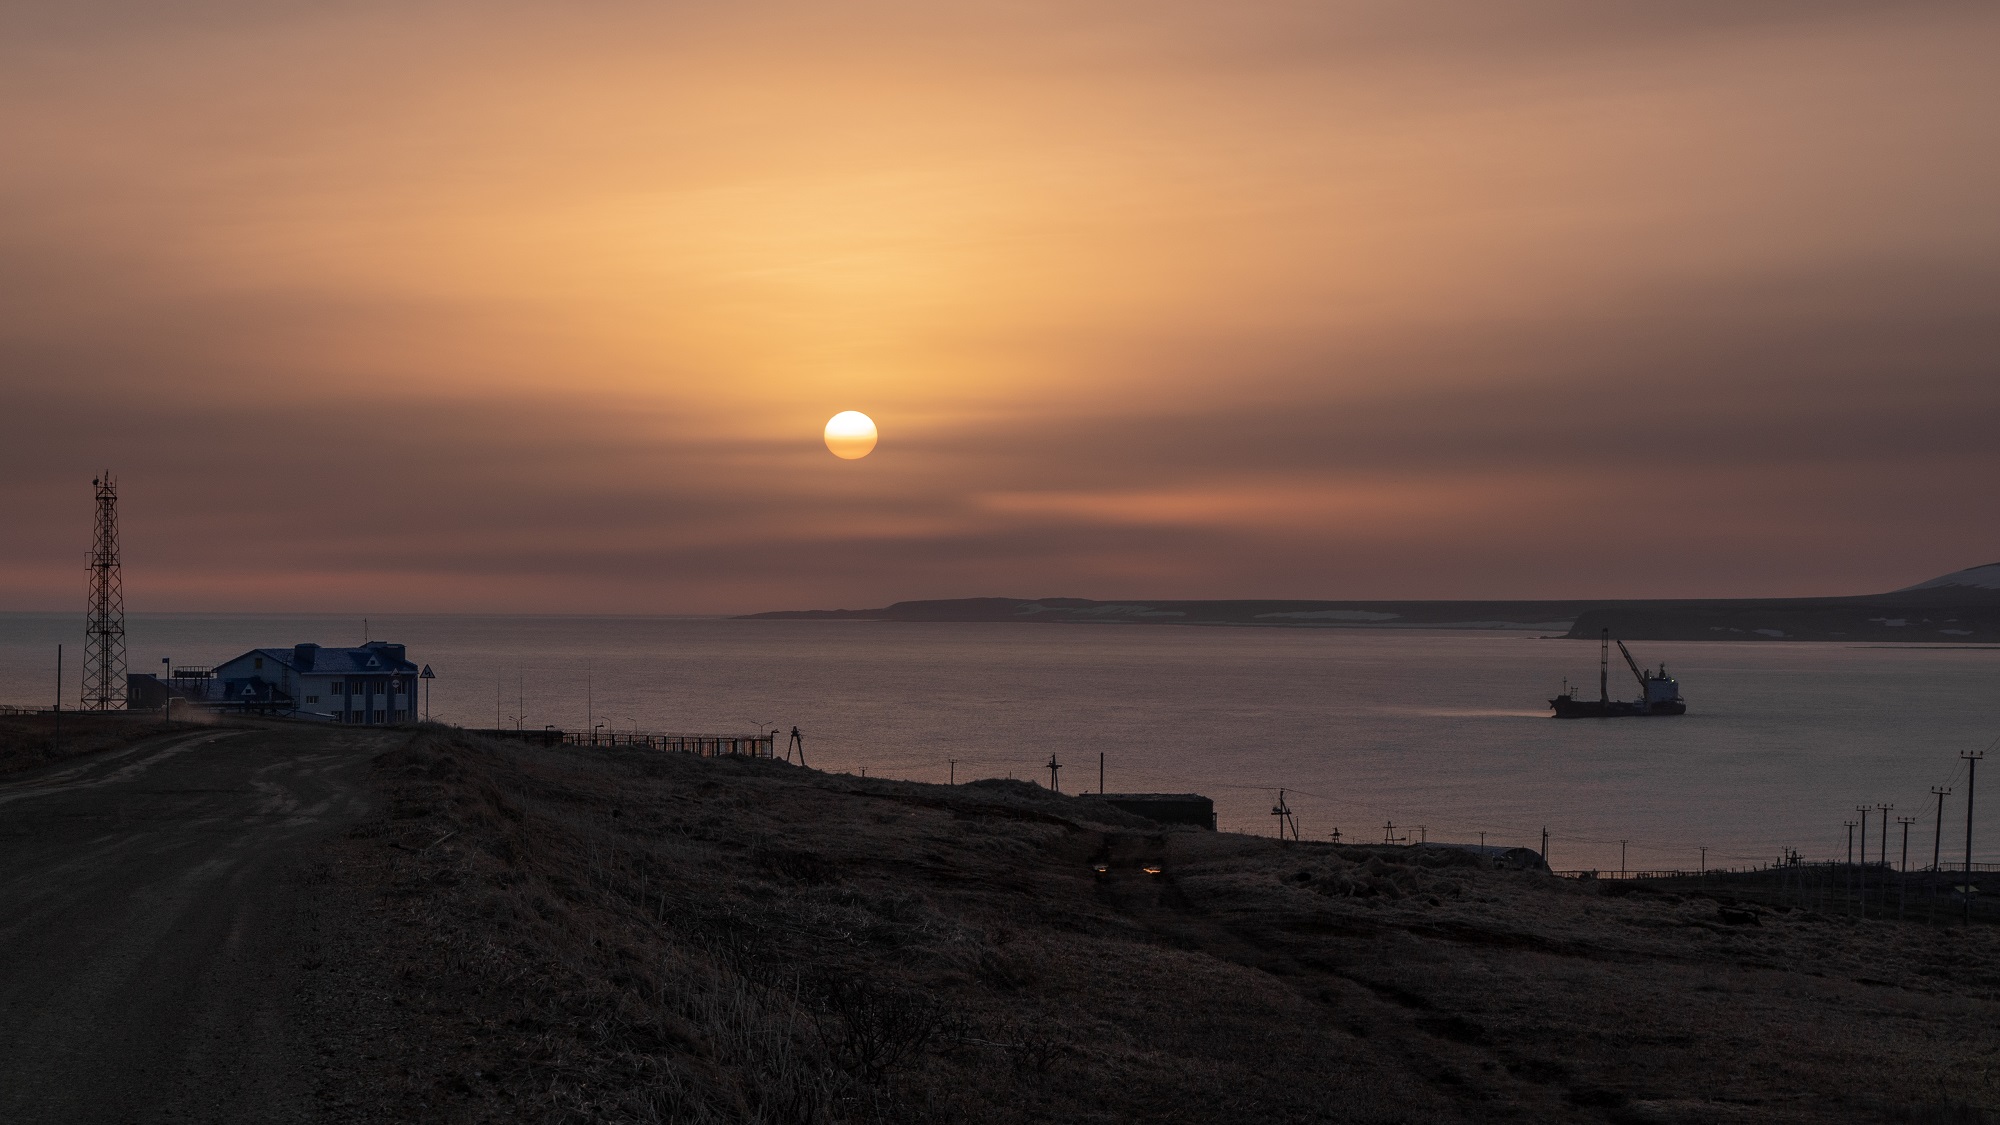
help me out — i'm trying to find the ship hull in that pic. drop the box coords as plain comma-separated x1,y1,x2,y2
1549,695,1687,719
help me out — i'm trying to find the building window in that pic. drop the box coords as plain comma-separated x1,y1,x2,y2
330,681,344,693
254,657,263,669
305,695,319,704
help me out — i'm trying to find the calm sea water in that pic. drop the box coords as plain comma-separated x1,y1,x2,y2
4,612,1997,873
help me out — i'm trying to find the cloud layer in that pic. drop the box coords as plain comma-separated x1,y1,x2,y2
2,2,1996,611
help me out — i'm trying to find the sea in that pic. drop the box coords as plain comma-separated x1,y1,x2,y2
4,611,1997,874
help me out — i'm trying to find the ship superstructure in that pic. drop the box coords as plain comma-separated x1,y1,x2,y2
1550,629,1686,718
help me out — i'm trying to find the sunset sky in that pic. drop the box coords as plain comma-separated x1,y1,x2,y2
3,2,1996,613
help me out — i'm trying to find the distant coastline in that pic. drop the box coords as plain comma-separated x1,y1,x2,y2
739,564,2000,642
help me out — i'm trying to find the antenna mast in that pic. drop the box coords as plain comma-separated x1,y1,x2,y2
1598,629,1609,704
81,474,127,711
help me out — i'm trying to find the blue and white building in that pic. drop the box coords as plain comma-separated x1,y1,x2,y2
129,641,425,724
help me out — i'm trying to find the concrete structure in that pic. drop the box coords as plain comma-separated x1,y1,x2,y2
1089,793,1217,830
127,641,422,724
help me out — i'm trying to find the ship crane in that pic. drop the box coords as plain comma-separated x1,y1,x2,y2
1616,639,1649,693
1550,630,1687,718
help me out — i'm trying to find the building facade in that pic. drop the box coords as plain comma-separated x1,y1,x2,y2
129,641,423,724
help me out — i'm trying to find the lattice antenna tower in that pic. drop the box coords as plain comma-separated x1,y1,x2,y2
81,473,127,711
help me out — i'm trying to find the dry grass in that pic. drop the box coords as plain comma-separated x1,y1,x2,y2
330,729,2000,1124
0,710,188,777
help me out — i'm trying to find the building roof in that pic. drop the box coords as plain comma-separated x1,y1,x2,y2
225,641,419,676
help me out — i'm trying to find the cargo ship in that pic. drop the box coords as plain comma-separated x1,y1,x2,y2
1550,630,1686,718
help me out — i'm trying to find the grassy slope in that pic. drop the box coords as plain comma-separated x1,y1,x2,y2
0,711,188,778
331,729,2000,1124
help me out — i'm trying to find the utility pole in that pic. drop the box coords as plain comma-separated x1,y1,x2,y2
1272,790,1297,841
1046,753,1060,793
1928,788,1944,920
948,758,956,785
1877,803,1893,873
1099,752,1105,795
1898,816,1917,922
1416,825,1428,844
53,644,62,750
1699,846,1707,878
1844,820,1859,914
1963,751,1983,923
1856,805,1871,912
1620,840,1628,879
1478,830,1485,849
1932,786,1952,895
1541,826,1549,868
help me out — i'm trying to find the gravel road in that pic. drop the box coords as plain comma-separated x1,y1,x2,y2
0,722,396,1124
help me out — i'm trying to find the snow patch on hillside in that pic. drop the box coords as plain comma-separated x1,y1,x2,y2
1898,563,2000,591
1257,610,1401,622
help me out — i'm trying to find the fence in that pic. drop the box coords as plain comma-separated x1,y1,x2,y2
1556,861,2000,880
569,731,775,758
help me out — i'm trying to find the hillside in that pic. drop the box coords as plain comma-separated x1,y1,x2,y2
740,565,2000,641
322,730,2000,1123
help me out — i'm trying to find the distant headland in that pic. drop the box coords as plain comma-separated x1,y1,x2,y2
740,563,2000,642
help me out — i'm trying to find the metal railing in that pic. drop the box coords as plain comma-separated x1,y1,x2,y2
558,729,777,758
1555,861,2000,880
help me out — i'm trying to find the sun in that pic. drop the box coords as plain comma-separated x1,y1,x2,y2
823,411,878,459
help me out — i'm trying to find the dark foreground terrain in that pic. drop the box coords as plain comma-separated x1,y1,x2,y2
0,709,195,778
0,720,395,1123
350,731,2000,1124
5,725,2000,1123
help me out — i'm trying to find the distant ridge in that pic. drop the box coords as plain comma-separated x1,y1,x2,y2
740,565,2000,642
742,596,1587,630
1898,562,2000,592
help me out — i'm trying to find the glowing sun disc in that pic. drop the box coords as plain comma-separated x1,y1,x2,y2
824,411,878,459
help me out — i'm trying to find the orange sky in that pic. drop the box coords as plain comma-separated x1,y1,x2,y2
2,2,1997,612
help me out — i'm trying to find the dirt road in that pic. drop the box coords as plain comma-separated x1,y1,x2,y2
0,722,395,1124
